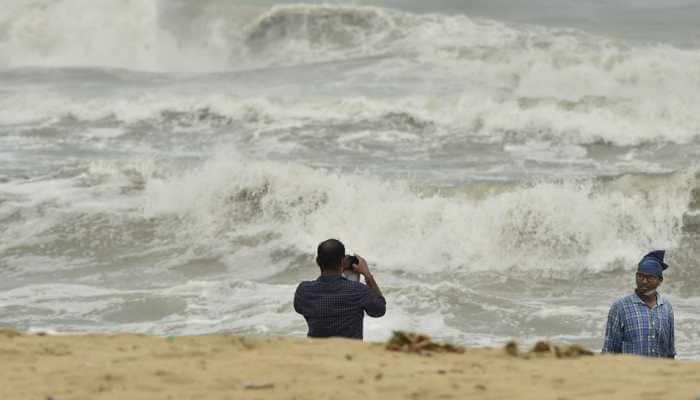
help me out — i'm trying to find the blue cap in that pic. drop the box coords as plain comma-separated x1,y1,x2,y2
637,250,668,278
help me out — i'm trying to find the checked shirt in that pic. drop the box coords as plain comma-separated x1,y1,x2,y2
294,275,386,339
602,292,675,358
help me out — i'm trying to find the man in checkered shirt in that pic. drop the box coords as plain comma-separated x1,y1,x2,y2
602,250,675,358
294,239,386,339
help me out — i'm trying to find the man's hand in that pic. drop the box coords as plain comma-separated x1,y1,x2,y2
354,255,383,299
355,255,371,277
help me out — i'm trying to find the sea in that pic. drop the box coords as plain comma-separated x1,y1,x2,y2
1,0,699,359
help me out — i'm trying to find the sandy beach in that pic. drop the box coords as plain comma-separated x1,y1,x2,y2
1,329,699,400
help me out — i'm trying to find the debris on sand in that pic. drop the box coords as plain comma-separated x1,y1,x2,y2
386,331,465,354
553,344,594,358
504,341,519,356
531,341,552,353
243,382,275,390
505,340,594,359
531,341,594,358
0,328,21,338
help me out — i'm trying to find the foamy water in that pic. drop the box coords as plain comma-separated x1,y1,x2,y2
1,1,699,358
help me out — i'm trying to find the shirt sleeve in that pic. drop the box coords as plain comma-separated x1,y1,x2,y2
362,290,386,318
669,303,676,359
602,302,623,354
293,283,305,315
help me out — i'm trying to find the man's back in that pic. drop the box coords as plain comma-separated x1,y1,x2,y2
294,275,386,339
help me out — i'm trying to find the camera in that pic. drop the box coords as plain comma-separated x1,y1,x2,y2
346,255,359,266
343,255,360,282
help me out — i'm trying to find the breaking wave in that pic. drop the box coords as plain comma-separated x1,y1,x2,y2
3,2,699,146
2,154,696,277
138,157,696,275
2,92,699,147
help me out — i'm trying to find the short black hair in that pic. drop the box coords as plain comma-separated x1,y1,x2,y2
316,239,345,271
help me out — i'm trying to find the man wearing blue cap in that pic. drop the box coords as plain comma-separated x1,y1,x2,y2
602,250,675,358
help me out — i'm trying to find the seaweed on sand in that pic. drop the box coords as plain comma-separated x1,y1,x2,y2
385,331,465,354
504,340,594,359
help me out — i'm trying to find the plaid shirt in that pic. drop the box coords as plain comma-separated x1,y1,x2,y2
602,292,675,358
294,275,386,339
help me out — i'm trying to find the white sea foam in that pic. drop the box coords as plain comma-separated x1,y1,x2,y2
3,3,700,146
2,2,699,80
141,154,694,275
0,283,125,304
1,91,699,147
0,0,239,71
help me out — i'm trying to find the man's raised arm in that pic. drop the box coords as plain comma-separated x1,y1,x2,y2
356,255,385,317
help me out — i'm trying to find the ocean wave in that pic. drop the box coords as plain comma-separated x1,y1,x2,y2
2,91,698,147
2,1,700,74
3,2,700,146
244,5,402,59
140,156,697,275
1,156,698,282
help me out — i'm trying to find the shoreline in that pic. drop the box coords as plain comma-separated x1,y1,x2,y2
2,330,700,400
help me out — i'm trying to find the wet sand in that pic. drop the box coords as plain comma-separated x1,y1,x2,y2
1,329,699,400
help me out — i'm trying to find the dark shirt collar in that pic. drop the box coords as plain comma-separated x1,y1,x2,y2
317,275,345,282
